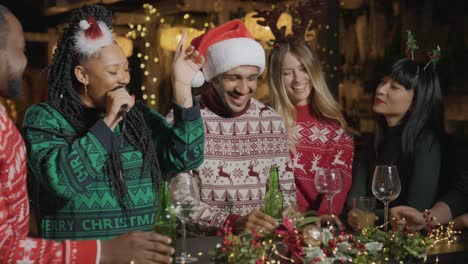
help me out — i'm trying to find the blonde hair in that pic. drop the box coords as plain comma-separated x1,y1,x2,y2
268,38,349,153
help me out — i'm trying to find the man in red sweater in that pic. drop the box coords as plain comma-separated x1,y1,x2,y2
0,5,174,264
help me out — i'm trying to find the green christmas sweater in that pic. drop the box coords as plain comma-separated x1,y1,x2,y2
22,100,204,240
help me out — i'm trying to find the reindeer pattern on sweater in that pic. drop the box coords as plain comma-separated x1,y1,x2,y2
167,98,296,231
292,105,354,215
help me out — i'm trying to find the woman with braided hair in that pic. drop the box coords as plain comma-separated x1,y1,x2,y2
22,5,205,241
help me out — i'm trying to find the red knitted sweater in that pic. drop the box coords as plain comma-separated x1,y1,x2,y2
292,104,354,215
0,105,98,263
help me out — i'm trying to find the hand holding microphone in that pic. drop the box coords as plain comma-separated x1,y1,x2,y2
103,85,135,131
111,85,130,117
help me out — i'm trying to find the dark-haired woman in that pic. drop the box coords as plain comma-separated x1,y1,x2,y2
23,5,204,240
347,58,444,231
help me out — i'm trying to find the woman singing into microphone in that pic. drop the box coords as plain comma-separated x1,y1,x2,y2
22,5,205,241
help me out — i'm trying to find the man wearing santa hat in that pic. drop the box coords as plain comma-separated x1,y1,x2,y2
168,19,296,233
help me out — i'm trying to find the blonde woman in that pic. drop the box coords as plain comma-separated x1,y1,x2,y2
268,37,354,228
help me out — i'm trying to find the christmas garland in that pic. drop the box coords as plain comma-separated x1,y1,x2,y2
210,211,454,264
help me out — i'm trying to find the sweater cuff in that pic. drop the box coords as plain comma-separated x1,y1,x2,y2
89,119,120,152
440,191,466,219
173,97,201,121
74,240,99,264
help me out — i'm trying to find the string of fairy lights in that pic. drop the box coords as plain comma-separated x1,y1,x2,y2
124,1,340,109
0,1,339,118
423,210,460,246
125,3,214,106
125,4,158,106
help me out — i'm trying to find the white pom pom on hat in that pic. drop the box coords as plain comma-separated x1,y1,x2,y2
79,20,90,30
189,19,265,88
191,71,206,88
73,18,115,57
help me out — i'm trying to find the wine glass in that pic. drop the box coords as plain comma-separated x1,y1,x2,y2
371,165,401,232
170,174,200,263
314,168,343,227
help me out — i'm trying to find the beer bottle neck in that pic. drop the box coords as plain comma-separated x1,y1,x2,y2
269,168,279,191
158,181,171,209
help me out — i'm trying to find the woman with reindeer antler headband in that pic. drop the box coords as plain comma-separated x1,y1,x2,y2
268,37,355,229
22,4,205,243
347,36,445,231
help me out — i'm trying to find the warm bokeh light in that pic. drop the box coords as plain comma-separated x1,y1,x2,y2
115,36,133,57
159,26,203,51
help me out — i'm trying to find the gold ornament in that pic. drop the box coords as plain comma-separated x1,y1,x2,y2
302,225,322,247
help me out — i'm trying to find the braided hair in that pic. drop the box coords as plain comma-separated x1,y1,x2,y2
48,5,161,212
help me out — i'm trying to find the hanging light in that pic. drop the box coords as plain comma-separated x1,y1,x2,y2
159,26,203,51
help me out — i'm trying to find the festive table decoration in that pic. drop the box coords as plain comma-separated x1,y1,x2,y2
210,210,457,264
423,210,460,245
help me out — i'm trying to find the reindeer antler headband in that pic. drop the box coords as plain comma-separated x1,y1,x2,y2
405,31,441,70
424,45,441,70
406,31,419,60
253,0,326,47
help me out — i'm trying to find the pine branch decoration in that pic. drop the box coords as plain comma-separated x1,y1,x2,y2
424,45,441,70
405,30,419,60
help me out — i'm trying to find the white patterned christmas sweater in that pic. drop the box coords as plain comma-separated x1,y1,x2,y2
292,104,354,215
167,94,296,232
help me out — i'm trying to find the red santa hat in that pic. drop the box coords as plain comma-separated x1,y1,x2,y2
190,19,265,87
73,16,114,57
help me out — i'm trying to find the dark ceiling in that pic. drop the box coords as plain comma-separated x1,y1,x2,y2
2,0,146,31
2,0,311,32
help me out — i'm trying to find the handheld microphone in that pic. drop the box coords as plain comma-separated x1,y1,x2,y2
119,104,128,119
111,85,130,118
120,104,128,147
111,86,130,145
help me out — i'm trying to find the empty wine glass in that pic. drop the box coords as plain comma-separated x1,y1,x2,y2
170,174,200,263
314,168,343,227
371,165,401,232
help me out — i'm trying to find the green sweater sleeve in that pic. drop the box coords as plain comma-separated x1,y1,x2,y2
22,104,110,198
406,130,441,210
347,147,370,207
141,98,205,174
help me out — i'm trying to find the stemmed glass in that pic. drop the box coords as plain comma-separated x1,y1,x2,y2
314,168,343,227
170,174,200,263
371,165,401,232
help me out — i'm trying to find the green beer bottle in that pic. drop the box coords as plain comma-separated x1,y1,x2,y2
264,165,283,221
154,181,176,253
